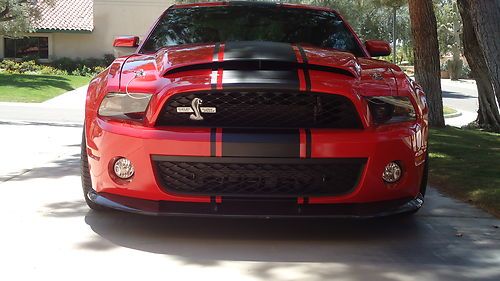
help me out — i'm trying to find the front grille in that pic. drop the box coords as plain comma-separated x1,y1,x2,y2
153,156,366,197
156,90,363,129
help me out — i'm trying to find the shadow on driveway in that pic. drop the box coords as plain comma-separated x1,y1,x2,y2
30,151,500,280
3,152,80,183
442,91,476,99
74,207,500,280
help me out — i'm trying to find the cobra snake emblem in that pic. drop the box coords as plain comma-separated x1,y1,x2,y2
189,98,204,121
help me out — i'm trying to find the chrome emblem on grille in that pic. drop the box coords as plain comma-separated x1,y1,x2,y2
371,72,384,81
189,98,204,120
176,98,216,121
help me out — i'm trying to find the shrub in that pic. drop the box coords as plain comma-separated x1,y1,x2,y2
0,59,21,73
103,54,115,66
71,65,95,77
82,58,102,69
39,66,68,76
94,66,107,74
462,64,472,79
1,55,115,77
51,57,81,72
440,61,448,72
0,60,42,74
19,60,41,73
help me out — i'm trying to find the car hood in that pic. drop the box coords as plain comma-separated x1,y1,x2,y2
119,41,402,95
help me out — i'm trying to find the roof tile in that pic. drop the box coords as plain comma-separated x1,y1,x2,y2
34,0,93,32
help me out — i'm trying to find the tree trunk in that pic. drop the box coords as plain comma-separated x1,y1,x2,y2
457,0,500,132
408,0,445,127
466,0,500,103
392,7,397,64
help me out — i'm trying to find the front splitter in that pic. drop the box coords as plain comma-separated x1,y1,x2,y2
87,190,424,219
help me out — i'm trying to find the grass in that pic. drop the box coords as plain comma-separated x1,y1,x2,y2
443,106,458,116
0,73,90,103
429,127,500,217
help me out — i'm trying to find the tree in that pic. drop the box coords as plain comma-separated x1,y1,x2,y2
0,0,53,37
435,0,459,57
408,0,445,127
464,1,500,104
375,0,406,63
457,0,500,132
313,0,413,63
447,3,462,81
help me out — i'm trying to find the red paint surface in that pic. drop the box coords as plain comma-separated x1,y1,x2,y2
84,3,428,207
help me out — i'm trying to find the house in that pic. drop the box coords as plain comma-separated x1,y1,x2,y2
0,0,175,61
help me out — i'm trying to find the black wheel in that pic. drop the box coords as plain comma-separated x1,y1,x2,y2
81,130,109,211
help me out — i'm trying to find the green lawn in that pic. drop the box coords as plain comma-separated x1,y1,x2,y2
443,106,458,116
0,73,90,103
429,127,500,217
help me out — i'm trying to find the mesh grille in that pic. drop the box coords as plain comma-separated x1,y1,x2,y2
154,157,366,197
156,91,362,129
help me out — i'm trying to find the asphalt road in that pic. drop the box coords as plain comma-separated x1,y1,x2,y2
0,121,499,281
441,79,479,114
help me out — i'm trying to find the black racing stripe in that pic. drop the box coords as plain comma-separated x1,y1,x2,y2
210,128,216,157
212,43,220,65
221,41,299,91
211,43,220,90
222,129,300,158
164,61,356,78
221,70,299,90
296,45,309,64
296,45,311,91
224,41,297,62
305,128,312,158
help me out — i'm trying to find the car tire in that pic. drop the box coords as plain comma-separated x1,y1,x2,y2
419,150,429,197
81,130,109,211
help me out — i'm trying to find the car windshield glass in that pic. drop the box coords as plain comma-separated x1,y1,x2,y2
140,5,364,56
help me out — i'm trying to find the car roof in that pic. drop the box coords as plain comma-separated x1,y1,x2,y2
171,1,338,14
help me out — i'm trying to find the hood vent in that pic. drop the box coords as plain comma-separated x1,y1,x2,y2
163,60,357,78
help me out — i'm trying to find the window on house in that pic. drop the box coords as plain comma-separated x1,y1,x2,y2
4,37,49,59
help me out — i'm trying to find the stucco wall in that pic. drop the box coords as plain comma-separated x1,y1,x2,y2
90,0,175,58
0,0,175,60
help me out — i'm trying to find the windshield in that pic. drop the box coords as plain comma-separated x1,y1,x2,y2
140,5,365,56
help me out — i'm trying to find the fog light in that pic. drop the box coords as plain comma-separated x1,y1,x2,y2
113,158,135,179
382,162,402,183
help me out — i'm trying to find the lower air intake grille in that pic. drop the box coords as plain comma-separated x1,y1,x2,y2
153,157,366,197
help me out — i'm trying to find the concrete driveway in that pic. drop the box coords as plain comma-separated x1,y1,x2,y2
0,121,499,281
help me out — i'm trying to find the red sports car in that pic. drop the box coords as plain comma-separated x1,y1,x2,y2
81,1,429,218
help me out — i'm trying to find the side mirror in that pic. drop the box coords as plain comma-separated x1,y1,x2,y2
365,40,392,57
113,36,140,48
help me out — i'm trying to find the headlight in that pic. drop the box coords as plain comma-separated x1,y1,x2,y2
98,92,152,120
367,96,416,124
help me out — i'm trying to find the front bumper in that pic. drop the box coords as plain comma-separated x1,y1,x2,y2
85,117,427,212
88,190,424,218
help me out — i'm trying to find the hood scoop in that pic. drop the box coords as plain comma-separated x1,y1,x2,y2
163,60,357,78
160,41,359,78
